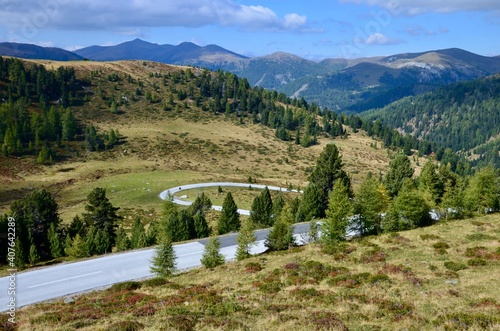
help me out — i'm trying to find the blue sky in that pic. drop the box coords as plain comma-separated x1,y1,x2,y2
0,0,499,60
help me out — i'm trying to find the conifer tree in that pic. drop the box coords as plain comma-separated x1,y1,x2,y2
272,194,285,218
67,234,88,259
193,211,210,238
14,237,26,268
201,236,225,268
150,237,177,277
218,192,240,234
236,221,257,261
48,223,63,258
322,180,352,247
352,173,389,236
296,183,323,222
308,143,352,214
464,166,500,215
29,242,40,265
83,187,121,250
419,160,444,206
383,182,431,232
130,217,147,249
115,227,131,252
265,204,295,251
385,154,414,198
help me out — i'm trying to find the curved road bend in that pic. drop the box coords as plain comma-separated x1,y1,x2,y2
159,182,301,215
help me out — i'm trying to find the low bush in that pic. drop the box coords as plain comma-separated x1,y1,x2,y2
444,261,468,272
109,320,144,331
110,281,142,291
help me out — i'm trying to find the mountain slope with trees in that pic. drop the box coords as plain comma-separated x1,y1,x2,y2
362,75,500,168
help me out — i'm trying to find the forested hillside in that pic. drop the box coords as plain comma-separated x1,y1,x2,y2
362,75,500,168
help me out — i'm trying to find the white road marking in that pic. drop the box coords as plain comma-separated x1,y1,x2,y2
27,271,103,289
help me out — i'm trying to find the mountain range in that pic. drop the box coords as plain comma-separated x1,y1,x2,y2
1,39,500,112
0,42,83,61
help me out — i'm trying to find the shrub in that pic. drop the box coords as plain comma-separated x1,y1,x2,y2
110,281,142,291
467,258,487,266
444,261,468,272
420,234,441,240
143,277,169,287
245,262,263,273
466,233,495,241
433,312,499,329
109,320,144,331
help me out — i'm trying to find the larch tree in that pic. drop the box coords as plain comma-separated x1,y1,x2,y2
322,180,353,250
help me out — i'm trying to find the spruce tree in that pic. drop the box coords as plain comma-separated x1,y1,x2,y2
193,211,210,238
150,237,177,277
385,154,414,198
201,236,225,268
308,143,352,215
67,234,88,259
272,194,285,218
83,187,121,249
260,187,273,225
14,237,26,268
236,221,257,261
249,195,265,227
419,160,444,206
164,213,190,243
218,192,240,235
296,183,323,222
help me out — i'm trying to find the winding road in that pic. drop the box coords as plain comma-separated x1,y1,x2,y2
159,182,301,215
1,182,305,311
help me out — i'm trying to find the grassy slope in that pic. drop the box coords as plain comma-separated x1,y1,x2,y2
0,59,424,225
9,213,500,330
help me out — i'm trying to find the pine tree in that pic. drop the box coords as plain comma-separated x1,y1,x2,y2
419,160,444,206
164,213,190,242
201,236,225,268
272,194,285,219
218,192,240,235
385,154,414,198
193,211,210,238
83,187,121,249
115,227,131,252
296,183,323,222
187,192,212,216
260,187,273,226
62,109,77,141
236,221,257,261
322,180,352,248
249,195,265,227
150,237,177,277
94,229,111,255
308,143,352,215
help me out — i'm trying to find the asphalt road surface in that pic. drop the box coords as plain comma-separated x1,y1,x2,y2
0,222,311,311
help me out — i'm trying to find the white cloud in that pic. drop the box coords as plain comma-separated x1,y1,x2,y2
340,0,500,15
404,25,436,36
0,0,310,32
355,32,404,45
